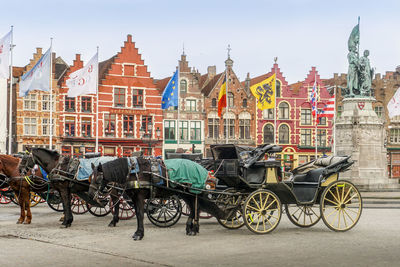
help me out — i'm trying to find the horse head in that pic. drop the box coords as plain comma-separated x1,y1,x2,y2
31,148,60,173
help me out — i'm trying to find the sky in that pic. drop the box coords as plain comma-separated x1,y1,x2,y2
1,0,399,84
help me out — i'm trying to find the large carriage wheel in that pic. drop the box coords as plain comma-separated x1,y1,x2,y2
30,192,42,207
243,189,282,234
285,204,321,228
320,180,362,232
0,189,12,204
146,195,182,227
47,190,64,212
216,189,245,229
87,196,112,217
71,194,89,215
111,197,135,220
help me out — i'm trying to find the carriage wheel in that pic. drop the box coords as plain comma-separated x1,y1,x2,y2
146,195,182,228
71,194,89,215
243,190,282,234
30,192,42,207
180,198,213,219
87,196,112,217
320,180,362,232
285,204,321,228
111,197,135,220
0,190,11,204
46,190,64,212
216,189,245,229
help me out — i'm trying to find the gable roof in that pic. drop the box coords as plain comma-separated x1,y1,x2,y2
200,72,223,96
99,55,116,81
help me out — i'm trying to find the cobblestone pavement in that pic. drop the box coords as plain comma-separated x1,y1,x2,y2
1,201,399,267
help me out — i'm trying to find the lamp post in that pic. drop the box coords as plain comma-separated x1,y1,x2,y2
140,122,161,156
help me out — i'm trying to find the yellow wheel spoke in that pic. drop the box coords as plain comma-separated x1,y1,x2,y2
328,189,340,204
262,215,266,232
343,185,352,204
338,207,342,229
250,196,261,210
342,209,348,228
343,208,356,223
343,193,359,205
261,194,270,210
247,205,260,212
341,184,346,203
265,199,277,210
325,207,338,219
345,207,360,214
325,197,339,206
330,208,340,227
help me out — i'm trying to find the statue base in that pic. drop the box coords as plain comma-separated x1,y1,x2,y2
335,97,400,190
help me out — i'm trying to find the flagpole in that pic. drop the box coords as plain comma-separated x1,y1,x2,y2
314,73,318,159
7,26,13,154
274,58,277,145
49,38,53,150
95,46,99,152
226,45,230,144
333,86,336,156
176,66,180,148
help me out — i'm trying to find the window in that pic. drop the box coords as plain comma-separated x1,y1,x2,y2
24,94,37,110
104,147,116,156
65,97,75,112
278,124,289,144
276,80,281,98
186,99,196,111
337,106,342,117
301,109,312,125
263,109,274,119
239,119,250,139
65,117,75,137
123,115,134,137
211,98,217,107
208,118,219,139
227,93,234,107
390,128,400,144
180,79,187,93
242,99,247,108
279,102,289,119
301,129,312,146
132,89,143,108
141,116,152,137
223,119,235,139
104,114,116,137
81,118,92,137
24,118,37,135
374,106,383,117
317,109,327,125
317,129,326,147
190,121,201,140
42,95,51,111
81,97,92,112
298,155,309,165
263,124,274,144
180,121,188,141
42,118,54,136
114,88,125,107
164,120,176,140
61,146,72,156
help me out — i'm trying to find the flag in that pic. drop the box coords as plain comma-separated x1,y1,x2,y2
161,70,178,109
310,81,318,118
318,94,335,118
0,30,12,79
218,75,227,117
19,48,51,97
250,74,276,111
66,52,98,97
388,87,400,118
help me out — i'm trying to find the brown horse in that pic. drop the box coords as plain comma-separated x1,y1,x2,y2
0,154,48,224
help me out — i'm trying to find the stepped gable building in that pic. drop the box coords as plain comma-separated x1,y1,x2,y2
248,65,333,170
15,48,68,152
202,55,256,157
59,35,163,157
155,53,206,157
325,67,400,179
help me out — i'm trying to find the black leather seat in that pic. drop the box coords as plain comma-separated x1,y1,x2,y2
293,168,325,184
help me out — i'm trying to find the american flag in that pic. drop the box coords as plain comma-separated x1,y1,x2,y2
310,81,317,117
318,94,335,118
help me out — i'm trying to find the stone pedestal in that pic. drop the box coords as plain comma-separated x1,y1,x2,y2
335,97,399,189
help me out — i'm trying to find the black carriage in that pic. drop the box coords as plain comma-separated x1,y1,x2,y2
210,144,363,234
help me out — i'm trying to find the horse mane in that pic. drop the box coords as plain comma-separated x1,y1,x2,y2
34,148,60,161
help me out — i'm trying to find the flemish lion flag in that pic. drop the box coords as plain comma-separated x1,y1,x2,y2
217,76,227,117
250,74,276,110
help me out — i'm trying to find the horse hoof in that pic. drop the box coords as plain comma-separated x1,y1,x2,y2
16,221,23,224
132,233,143,241
108,222,116,227
23,221,31,225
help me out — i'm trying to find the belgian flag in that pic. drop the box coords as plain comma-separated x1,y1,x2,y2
217,76,227,117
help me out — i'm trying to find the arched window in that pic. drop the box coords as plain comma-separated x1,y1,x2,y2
279,102,289,119
228,92,234,107
180,79,187,93
211,98,217,107
263,124,274,144
276,80,281,97
242,98,247,108
278,124,289,144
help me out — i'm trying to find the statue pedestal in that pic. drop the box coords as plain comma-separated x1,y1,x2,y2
335,97,399,190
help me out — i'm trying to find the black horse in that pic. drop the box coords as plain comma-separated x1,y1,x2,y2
89,157,236,241
30,148,99,227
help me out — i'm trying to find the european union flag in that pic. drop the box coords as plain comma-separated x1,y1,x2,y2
161,70,179,109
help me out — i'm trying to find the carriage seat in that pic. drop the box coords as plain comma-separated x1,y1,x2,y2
292,168,325,184
291,156,349,176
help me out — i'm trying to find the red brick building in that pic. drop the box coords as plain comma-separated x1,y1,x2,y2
249,64,333,170
59,35,163,157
